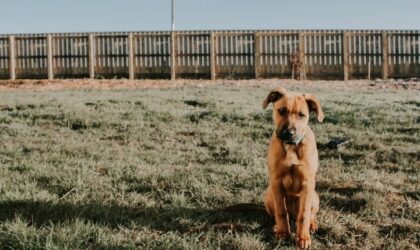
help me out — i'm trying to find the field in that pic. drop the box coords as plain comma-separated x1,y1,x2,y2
0,80,418,249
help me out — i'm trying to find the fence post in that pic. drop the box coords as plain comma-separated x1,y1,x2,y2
171,32,176,80
128,33,134,80
210,32,217,80
88,33,95,79
9,36,15,80
47,34,54,80
298,32,306,80
382,32,389,80
254,32,261,79
342,32,350,81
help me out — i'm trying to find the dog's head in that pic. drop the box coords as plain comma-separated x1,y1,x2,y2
262,87,324,145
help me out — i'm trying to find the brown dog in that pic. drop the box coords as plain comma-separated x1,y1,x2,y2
262,87,324,249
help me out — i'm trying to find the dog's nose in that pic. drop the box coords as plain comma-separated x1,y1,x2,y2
280,129,294,140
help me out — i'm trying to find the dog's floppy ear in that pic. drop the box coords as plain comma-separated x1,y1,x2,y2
304,94,324,122
262,87,287,109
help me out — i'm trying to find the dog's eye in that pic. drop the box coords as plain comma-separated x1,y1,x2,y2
298,112,305,119
278,108,287,116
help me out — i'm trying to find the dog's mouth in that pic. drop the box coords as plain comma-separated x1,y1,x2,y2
279,136,300,145
276,129,304,145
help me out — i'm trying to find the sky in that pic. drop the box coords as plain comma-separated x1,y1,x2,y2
0,0,419,34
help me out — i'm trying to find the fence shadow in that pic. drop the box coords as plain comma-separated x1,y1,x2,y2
0,200,269,233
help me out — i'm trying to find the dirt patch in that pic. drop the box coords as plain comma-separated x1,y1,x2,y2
0,79,419,91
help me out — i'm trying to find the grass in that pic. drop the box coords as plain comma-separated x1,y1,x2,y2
0,83,418,249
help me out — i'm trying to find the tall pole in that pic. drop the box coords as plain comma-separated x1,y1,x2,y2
171,0,175,31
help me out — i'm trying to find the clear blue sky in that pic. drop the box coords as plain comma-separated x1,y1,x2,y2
1,0,419,34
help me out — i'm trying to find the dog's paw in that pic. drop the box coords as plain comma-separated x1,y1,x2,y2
275,231,291,240
296,235,312,249
310,220,318,233
274,226,291,240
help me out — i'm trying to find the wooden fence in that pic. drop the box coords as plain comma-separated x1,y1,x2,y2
0,30,419,80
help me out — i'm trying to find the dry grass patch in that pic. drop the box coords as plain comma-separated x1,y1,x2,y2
0,83,418,249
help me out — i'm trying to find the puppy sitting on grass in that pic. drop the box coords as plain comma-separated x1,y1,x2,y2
262,87,324,249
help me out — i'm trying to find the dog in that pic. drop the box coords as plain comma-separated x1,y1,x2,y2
262,87,324,249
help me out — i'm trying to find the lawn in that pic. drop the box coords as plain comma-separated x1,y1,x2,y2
0,82,418,249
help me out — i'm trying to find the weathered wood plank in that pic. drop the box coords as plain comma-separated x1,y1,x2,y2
47,34,53,80
88,33,95,79
343,32,349,80
210,32,217,80
9,36,15,80
254,32,261,79
299,32,306,80
382,32,389,79
171,32,176,80
128,33,134,80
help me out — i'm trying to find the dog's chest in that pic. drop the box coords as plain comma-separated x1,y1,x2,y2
281,165,302,195
282,145,300,165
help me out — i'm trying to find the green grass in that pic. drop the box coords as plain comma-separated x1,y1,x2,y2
0,84,418,249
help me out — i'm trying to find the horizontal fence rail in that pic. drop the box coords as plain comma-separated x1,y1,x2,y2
0,30,419,80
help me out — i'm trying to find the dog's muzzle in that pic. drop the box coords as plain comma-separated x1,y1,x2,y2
276,127,304,145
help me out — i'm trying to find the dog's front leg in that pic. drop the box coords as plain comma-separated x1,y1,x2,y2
296,178,315,249
270,177,291,240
